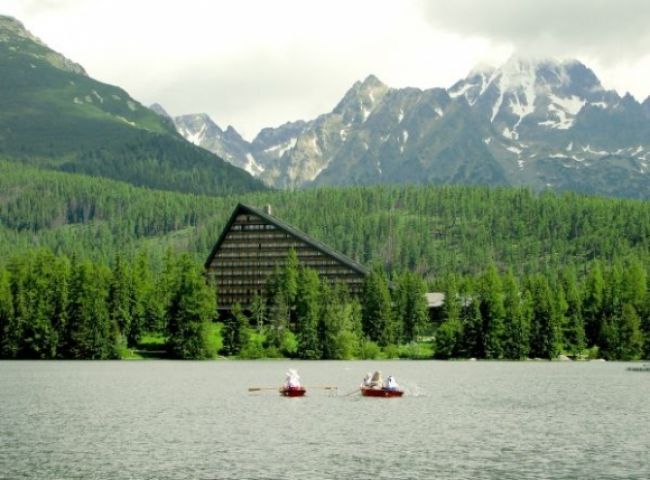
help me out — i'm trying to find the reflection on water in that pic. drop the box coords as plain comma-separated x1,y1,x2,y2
1,360,648,480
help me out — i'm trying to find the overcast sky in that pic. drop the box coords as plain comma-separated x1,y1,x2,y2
4,0,650,140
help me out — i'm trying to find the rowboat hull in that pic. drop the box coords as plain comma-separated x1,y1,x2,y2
280,386,306,397
360,387,404,397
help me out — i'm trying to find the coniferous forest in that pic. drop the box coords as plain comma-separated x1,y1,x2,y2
1,161,649,360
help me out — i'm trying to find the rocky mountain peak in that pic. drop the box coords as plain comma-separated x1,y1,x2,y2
224,125,246,143
0,15,87,76
643,96,650,118
149,103,171,119
171,56,649,198
360,74,386,89
333,74,390,124
0,15,42,44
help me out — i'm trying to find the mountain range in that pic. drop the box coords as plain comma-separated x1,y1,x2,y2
165,57,650,198
1,14,648,200
0,15,264,196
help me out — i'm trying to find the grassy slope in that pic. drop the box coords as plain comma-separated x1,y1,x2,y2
0,22,265,196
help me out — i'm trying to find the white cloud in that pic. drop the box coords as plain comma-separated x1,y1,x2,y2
3,0,649,139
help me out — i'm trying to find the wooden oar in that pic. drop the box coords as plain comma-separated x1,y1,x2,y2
248,386,280,392
344,388,361,396
303,385,337,390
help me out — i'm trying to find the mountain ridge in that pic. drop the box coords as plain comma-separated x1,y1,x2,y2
171,56,649,198
0,15,265,196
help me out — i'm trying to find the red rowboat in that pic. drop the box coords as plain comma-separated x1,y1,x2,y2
360,387,404,397
279,385,306,397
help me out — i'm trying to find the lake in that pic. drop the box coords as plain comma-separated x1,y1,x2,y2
1,361,648,479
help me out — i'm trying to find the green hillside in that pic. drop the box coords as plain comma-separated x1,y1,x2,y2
1,163,648,360
0,16,265,196
1,161,648,278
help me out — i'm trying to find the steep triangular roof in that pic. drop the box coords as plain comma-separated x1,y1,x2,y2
204,203,369,276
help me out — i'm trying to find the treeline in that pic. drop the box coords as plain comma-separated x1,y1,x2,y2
433,258,650,360
1,162,648,280
0,250,217,359
1,249,648,360
222,252,650,361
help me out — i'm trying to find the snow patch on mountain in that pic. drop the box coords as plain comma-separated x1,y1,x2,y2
180,123,207,146
264,137,297,157
244,153,264,176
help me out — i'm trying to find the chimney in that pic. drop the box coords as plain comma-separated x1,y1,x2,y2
264,204,272,215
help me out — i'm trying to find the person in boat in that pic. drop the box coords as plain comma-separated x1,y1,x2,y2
284,369,301,388
384,375,399,391
368,370,383,389
361,372,372,388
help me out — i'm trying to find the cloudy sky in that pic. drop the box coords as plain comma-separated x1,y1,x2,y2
4,0,650,139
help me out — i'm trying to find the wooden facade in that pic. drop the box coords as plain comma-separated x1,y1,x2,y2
205,204,369,310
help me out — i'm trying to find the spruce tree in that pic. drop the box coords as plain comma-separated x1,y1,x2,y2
295,267,321,359
362,266,396,346
282,249,299,308
318,283,357,359
166,254,217,359
478,265,506,359
20,252,58,358
130,251,154,344
221,303,250,356
0,268,15,358
108,254,132,349
459,299,483,358
528,275,562,359
560,268,585,355
266,288,290,353
502,270,530,359
434,317,463,359
583,261,605,346
618,304,643,360
67,259,112,359
395,271,429,343
250,294,267,332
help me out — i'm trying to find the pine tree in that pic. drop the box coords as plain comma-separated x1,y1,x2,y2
3,258,28,359
318,283,358,359
295,267,321,359
282,249,299,308
560,268,585,355
266,288,290,353
362,266,396,346
621,258,647,312
166,254,217,359
618,304,643,360
130,251,155,344
528,275,562,359
434,317,463,359
434,275,462,358
459,299,483,358
394,271,429,343
67,259,112,359
221,303,250,356
478,265,506,359
51,256,70,357
18,252,58,358
0,268,15,358
250,294,267,332
583,261,605,346
108,254,132,349
502,270,530,359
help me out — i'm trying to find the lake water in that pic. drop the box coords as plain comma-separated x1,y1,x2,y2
1,361,648,480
